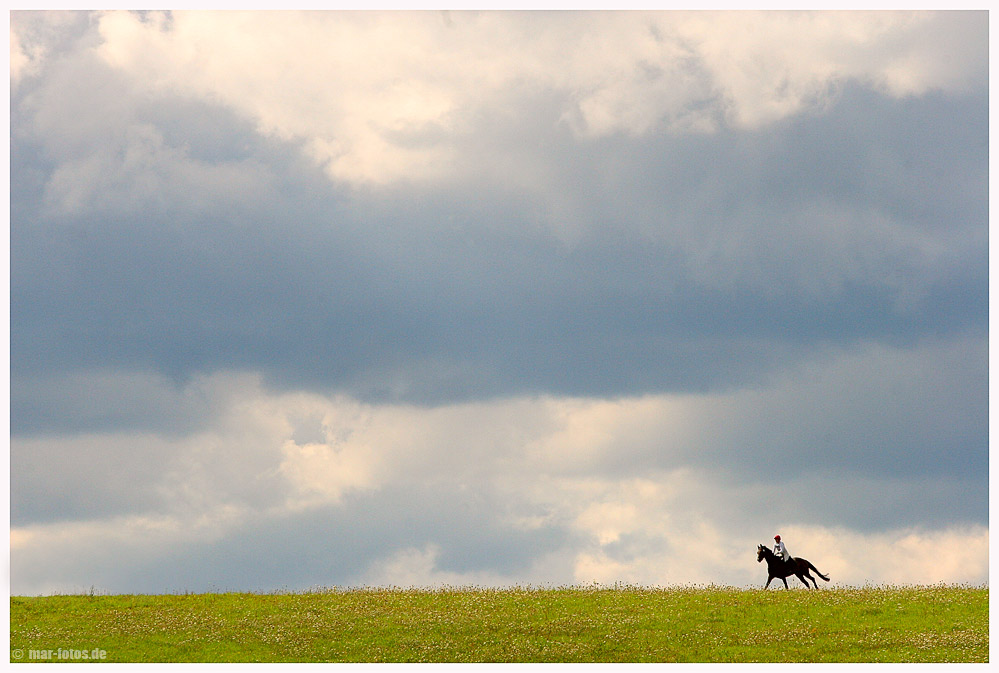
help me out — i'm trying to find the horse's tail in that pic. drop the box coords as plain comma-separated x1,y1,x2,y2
807,561,830,582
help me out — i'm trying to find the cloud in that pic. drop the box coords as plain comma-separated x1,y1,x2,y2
11,467,986,594
12,47,280,219
83,10,986,186
774,525,990,587
9,335,987,594
11,81,987,402
13,335,985,512
9,10,988,595
358,544,576,589
10,508,249,596
9,11,89,86
672,11,986,125
11,369,233,438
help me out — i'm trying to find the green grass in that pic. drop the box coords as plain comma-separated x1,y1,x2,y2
9,584,987,663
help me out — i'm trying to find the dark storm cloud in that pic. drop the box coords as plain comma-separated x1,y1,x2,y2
10,75,987,420
10,370,224,438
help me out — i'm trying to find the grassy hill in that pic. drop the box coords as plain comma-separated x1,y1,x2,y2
9,584,987,663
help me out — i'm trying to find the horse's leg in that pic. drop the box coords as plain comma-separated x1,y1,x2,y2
797,573,811,589
764,576,774,589
781,577,789,589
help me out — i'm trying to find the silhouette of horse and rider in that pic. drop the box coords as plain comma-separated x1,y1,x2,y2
757,535,830,589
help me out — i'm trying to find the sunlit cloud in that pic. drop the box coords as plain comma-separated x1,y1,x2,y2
9,334,987,594
80,10,986,186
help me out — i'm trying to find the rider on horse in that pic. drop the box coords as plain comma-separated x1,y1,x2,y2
758,538,830,589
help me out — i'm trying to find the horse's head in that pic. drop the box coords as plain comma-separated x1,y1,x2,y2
757,544,766,563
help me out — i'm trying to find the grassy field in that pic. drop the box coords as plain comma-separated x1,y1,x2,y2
9,584,987,663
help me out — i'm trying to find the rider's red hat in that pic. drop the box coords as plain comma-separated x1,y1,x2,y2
774,534,781,540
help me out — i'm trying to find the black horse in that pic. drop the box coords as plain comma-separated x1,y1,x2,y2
757,544,830,589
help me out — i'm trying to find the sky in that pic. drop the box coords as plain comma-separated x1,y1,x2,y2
8,9,989,595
